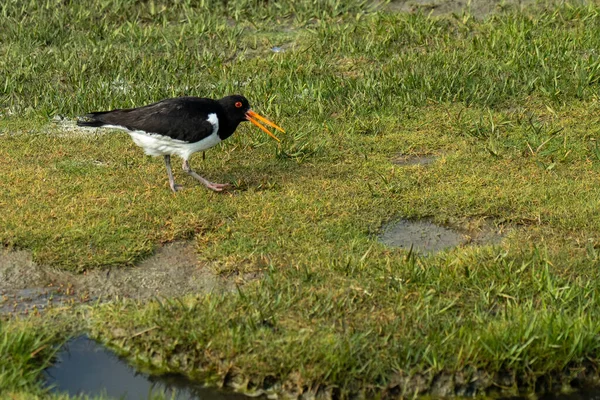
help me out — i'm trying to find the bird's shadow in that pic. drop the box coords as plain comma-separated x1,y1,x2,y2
203,157,308,193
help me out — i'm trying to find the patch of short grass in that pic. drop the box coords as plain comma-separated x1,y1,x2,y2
4,0,600,397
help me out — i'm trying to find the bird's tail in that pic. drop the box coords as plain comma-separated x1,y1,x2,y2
76,112,110,128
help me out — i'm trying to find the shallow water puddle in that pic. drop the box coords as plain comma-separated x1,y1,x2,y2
44,336,249,400
379,218,506,254
0,287,75,315
379,219,465,254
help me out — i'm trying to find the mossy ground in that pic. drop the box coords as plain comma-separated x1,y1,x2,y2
3,0,600,398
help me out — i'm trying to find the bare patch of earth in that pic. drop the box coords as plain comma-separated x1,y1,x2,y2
0,242,249,316
379,217,506,254
384,0,565,17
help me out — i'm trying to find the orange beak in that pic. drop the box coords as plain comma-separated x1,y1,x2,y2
246,110,285,142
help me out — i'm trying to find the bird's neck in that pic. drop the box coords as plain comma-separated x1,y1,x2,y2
217,117,240,141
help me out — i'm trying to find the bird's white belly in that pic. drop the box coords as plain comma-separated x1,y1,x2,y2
127,130,221,159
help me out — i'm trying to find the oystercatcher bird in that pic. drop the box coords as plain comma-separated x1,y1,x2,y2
77,95,284,192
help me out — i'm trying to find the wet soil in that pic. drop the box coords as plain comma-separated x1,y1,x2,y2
379,219,463,253
379,218,505,254
0,242,248,316
382,368,600,400
45,335,250,400
385,0,550,17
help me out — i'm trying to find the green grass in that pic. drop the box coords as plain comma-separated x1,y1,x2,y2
0,315,193,399
4,0,600,397
0,318,103,399
0,319,56,393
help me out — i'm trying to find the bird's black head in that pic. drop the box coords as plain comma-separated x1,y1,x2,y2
218,95,251,125
218,94,285,142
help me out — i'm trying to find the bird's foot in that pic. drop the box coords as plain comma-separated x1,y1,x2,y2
170,183,184,192
183,163,230,192
205,182,230,192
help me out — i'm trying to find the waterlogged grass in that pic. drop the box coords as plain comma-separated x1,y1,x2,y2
0,320,56,393
0,319,102,399
0,315,194,399
3,0,600,397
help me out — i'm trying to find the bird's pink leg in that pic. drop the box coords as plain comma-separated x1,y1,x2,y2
164,155,183,192
182,159,229,192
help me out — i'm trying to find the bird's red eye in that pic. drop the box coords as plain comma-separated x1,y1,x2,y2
235,101,243,108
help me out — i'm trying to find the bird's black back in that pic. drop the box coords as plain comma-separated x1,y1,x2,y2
77,97,232,143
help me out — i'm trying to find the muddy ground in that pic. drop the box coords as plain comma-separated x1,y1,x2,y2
387,0,567,17
379,218,506,254
0,242,250,316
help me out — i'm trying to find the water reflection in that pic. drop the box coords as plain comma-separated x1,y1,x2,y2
44,336,250,400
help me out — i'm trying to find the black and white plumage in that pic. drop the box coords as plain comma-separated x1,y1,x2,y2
76,95,284,192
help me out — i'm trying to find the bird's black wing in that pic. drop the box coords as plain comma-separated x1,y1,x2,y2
79,97,219,143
